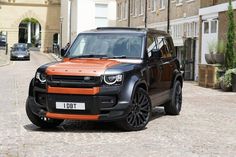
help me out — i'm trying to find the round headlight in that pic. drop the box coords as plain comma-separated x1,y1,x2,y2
36,72,46,83
104,74,123,85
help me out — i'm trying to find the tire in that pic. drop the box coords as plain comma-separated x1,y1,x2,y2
118,88,152,131
26,99,63,128
164,81,182,115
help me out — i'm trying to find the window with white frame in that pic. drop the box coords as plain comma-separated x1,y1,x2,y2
130,0,134,15
134,0,138,16
125,0,128,19
203,19,218,34
171,24,184,39
121,2,125,19
186,22,198,37
121,1,128,20
138,0,144,15
204,21,209,34
211,20,217,33
148,0,151,9
95,4,108,27
117,3,121,20
151,0,157,12
160,0,165,9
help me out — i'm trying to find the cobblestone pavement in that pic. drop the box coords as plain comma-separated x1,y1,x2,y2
0,51,235,157
0,48,9,67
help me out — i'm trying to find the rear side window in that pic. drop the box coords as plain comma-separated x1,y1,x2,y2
156,36,173,59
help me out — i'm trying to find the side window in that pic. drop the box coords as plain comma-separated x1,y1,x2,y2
147,34,157,57
157,36,172,59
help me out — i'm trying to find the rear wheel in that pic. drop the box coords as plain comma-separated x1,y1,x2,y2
164,81,182,115
118,88,151,131
26,99,63,128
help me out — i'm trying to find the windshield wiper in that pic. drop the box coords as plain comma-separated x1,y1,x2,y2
111,55,127,59
69,54,107,60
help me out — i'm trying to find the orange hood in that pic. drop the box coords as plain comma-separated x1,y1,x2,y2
46,58,120,76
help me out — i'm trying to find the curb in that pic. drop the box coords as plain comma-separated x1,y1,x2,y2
0,52,11,67
40,52,62,62
0,60,11,67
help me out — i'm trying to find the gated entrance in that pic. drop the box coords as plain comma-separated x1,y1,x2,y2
183,38,196,81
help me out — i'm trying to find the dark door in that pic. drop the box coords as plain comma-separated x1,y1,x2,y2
146,34,163,106
183,38,196,80
157,36,174,93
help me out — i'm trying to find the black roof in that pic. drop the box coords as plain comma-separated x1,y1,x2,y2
82,27,169,36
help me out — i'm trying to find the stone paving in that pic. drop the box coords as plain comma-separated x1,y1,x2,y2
0,48,9,67
0,51,235,157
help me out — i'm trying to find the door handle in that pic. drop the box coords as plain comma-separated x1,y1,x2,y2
160,65,164,70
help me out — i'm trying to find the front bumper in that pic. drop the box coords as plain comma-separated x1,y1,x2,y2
11,55,30,60
27,91,131,121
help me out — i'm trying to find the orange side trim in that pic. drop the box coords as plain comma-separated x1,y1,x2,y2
46,112,100,120
47,86,100,95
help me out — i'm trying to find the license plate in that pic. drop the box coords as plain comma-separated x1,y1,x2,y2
56,102,85,110
18,55,24,58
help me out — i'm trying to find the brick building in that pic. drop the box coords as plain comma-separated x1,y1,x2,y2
199,0,236,64
116,0,200,80
116,0,236,81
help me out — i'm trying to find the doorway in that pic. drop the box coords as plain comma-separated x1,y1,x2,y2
18,18,41,48
183,38,196,81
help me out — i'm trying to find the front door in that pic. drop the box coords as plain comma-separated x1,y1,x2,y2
201,17,218,64
146,33,163,106
183,38,196,81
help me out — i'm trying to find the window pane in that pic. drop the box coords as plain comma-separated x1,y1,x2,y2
95,4,108,17
204,22,209,34
211,20,217,33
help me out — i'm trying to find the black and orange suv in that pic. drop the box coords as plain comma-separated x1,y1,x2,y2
26,27,183,131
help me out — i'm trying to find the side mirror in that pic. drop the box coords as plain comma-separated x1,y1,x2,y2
150,49,161,59
61,48,66,57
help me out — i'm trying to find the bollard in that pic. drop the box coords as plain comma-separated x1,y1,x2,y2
5,43,8,55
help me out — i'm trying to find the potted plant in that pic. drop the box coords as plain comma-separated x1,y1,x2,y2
213,40,225,64
232,71,236,92
205,42,216,64
219,68,236,92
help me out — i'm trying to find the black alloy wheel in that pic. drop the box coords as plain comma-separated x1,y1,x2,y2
164,81,182,115
118,88,151,131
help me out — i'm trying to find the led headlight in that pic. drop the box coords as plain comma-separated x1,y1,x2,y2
104,74,123,85
36,72,46,83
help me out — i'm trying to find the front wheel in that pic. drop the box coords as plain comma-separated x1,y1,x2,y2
118,88,152,131
26,99,63,128
164,81,182,115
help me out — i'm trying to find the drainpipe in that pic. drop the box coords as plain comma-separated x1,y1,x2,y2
69,0,72,43
128,0,130,27
167,0,170,33
144,0,147,28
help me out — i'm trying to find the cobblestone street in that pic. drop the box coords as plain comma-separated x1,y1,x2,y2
0,51,236,157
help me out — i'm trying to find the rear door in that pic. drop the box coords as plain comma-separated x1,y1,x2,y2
156,36,175,100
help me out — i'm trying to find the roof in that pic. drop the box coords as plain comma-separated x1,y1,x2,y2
82,27,170,36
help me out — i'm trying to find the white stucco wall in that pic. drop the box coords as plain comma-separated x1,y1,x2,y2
61,0,116,45
60,0,70,47
76,0,95,35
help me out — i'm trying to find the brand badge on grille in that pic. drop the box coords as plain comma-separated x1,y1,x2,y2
84,76,91,81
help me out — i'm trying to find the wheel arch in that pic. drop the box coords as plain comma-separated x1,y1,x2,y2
28,78,35,97
171,71,183,89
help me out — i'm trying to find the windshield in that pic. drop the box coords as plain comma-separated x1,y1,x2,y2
14,47,27,51
68,33,144,59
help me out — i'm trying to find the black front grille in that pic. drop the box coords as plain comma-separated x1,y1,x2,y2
47,75,101,88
